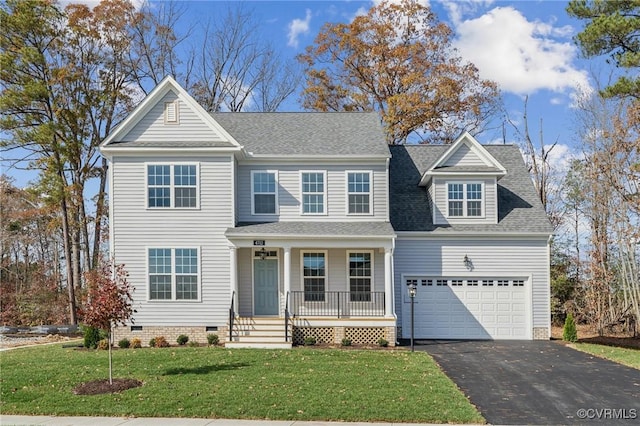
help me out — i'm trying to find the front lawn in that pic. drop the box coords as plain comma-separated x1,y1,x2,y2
572,343,640,369
0,344,483,423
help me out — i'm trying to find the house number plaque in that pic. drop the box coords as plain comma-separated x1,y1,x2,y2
253,240,266,246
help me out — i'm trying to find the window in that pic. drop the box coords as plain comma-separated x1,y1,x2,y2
467,279,479,286
174,165,197,208
347,172,371,214
436,279,448,286
148,248,199,301
147,164,198,208
451,279,463,286
175,249,198,299
148,165,170,208
497,279,509,287
349,252,372,301
482,279,494,287
301,171,326,214
303,252,325,302
513,279,525,287
447,182,483,217
252,171,277,215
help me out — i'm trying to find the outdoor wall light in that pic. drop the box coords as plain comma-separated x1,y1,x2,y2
463,254,473,271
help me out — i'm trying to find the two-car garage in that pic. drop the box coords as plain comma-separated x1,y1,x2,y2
401,276,531,340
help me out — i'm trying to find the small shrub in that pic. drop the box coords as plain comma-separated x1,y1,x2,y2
148,338,156,348
378,338,389,347
176,334,189,345
83,325,102,349
207,333,219,346
188,341,199,347
341,338,352,346
131,338,142,349
97,338,110,350
153,336,169,348
563,313,578,342
304,336,316,346
118,338,130,349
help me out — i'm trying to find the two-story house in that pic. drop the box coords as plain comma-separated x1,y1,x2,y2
100,77,552,348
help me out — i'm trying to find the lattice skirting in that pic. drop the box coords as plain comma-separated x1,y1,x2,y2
293,326,395,346
293,327,335,345
345,327,386,345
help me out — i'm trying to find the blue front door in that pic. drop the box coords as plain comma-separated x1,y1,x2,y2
254,259,279,315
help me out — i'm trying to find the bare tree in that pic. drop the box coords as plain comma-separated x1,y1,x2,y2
189,5,301,112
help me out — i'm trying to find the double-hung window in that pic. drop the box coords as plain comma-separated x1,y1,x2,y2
148,248,199,301
301,171,326,214
447,182,483,217
147,164,198,208
347,171,372,214
252,171,277,215
302,252,326,302
348,251,372,302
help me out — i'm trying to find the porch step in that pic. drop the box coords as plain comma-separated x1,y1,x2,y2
226,317,292,349
225,341,292,349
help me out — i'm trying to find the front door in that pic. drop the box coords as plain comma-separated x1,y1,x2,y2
254,259,279,315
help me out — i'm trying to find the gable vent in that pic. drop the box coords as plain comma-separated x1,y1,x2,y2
164,100,179,124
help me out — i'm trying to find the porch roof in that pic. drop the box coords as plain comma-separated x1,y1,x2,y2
225,221,396,239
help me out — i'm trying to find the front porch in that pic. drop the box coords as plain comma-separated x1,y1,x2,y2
225,222,397,348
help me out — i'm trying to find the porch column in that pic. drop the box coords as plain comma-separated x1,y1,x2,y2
229,246,238,313
384,248,394,318
283,246,291,312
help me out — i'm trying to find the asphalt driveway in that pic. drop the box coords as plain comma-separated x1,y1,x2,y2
419,340,640,425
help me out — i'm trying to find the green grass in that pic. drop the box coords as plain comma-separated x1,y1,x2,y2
572,343,640,369
0,344,483,423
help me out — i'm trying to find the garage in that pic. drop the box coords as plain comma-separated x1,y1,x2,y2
401,277,530,340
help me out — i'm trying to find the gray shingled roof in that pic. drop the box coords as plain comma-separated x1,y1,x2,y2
212,112,390,157
226,221,396,238
389,145,553,234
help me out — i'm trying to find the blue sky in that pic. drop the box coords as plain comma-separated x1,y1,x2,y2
212,0,593,166
4,0,600,187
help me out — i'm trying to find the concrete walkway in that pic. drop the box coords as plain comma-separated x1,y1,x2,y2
1,416,447,426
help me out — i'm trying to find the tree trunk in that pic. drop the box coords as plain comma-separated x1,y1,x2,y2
59,195,77,324
92,158,108,269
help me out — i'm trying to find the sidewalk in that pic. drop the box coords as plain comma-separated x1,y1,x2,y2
1,416,446,426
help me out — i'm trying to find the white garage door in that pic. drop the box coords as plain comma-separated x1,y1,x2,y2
401,277,529,340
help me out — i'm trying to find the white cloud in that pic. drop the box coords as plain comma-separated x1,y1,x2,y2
451,6,590,96
287,9,312,48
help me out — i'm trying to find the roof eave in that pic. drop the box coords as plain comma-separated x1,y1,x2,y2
418,169,508,186
100,145,244,158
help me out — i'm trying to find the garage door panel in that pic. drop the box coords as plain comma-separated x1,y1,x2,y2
403,276,529,340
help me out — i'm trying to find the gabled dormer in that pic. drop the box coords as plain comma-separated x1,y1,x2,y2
420,133,507,225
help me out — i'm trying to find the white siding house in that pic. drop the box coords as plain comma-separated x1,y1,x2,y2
100,77,552,348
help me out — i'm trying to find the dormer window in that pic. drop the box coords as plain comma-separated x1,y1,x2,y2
447,182,483,217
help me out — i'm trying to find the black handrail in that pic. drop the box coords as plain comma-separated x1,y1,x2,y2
284,291,290,342
228,291,235,343
289,291,385,317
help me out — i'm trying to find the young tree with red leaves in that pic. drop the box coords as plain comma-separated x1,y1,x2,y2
83,261,134,384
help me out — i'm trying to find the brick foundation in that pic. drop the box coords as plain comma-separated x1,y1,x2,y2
532,327,550,340
113,325,226,347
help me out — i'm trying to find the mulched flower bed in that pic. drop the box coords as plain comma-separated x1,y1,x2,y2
73,378,143,395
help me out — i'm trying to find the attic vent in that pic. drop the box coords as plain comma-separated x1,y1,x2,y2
164,100,179,124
